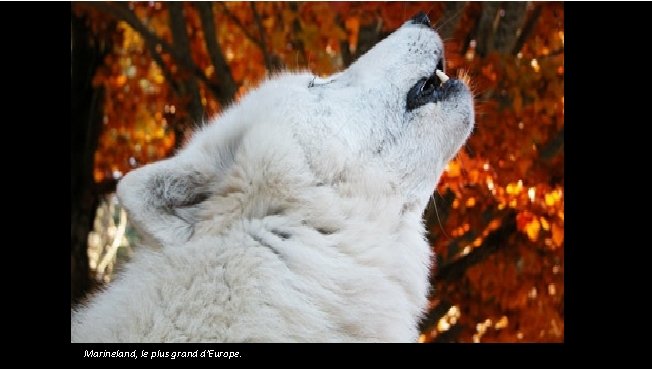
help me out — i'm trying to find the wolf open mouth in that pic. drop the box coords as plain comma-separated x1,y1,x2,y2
406,58,462,111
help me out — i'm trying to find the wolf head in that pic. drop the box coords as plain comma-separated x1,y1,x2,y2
117,13,474,248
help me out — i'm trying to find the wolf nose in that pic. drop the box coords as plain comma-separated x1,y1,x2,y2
410,11,431,27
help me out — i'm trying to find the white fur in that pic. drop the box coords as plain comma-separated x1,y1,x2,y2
71,20,474,342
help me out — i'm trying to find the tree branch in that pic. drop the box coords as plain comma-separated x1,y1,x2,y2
217,2,263,48
87,1,222,99
475,2,500,57
194,2,237,106
88,3,179,65
218,2,283,72
343,18,385,67
94,178,117,195
336,14,353,67
538,47,564,60
287,2,307,68
432,321,463,342
492,2,528,55
460,5,482,56
144,41,179,95
434,210,517,284
168,2,204,127
512,3,543,56
539,126,564,162
418,211,518,335
250,2,276,72
418,299,452,334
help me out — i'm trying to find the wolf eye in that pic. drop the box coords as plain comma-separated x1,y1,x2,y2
309,76,335,88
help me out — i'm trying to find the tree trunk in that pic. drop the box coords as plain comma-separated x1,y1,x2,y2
492,2,528,54
250,2,282,72
195,2,237,106
512,3,543,56
169,2,204,147
341,17,386,68
474,2,529,57
475,2,500,57
288,2,307,68
71,12,112,305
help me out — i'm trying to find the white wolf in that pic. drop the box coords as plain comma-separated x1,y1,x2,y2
71,13,474,342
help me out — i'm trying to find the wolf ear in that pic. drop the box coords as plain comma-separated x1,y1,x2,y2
117,121,249,247
147,165,213,225
116,158,214,247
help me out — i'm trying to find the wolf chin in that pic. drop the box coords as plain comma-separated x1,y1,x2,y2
71,13,474,342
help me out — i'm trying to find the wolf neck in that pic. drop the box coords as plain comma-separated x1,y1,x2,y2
198,154,430,237
196,158,432,292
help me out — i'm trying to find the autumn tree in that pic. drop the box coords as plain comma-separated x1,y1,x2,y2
418,2,564,342
71,9,115,303
71,1,563,342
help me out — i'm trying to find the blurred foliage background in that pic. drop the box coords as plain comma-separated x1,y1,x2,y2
71,1,563,343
